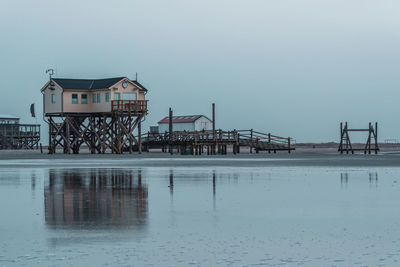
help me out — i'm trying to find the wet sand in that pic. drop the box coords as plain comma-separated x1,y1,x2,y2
0,148,400,168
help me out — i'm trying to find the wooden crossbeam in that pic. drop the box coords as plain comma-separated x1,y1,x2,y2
338,122,379,154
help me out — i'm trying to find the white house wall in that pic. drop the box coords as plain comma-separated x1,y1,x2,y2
194,116,213,131
158,122,195,133
158,116,212,132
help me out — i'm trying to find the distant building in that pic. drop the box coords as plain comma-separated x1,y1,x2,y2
40,77,148,115
0,114,19,124
0,114,40,149
158,115,213,133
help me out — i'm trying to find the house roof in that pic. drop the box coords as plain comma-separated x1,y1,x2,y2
158,115,211,124
0,114,19,120
51,77,148,91
132,80,148,91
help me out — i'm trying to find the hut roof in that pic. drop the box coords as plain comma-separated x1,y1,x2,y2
158,115,211,124
0,114,19,120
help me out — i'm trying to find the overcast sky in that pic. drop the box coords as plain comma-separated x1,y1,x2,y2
1,0,399,143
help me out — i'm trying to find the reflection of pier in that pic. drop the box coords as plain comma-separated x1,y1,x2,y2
340,172,378,188
44,169,147,229
168,169,217,207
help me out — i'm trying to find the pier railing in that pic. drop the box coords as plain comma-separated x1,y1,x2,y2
111,100,148,114
236,129,292,149
137,129,294,152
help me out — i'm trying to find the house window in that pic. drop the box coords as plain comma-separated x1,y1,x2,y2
114,92,120,100
72,94,78,104
92,93,97,103
51,94,56,104
105,92,110,102
122,92,136,100
81,94,88,104
97,93,101,103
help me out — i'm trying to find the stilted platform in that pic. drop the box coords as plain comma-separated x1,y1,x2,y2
47,100,148,154
338,122,379,154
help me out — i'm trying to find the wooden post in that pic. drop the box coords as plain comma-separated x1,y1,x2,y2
288,137,291,154
48,116,53,154
339,122,343,154
169,108,173,155
368,122,372,154
375,122,378,154
344,122,347,152
212,103,216,154
250,129,253,154
65,118,71,154
128,117,133,154
138,118,142,154
90,117,95,154
237,132,240,153
102,116,106,153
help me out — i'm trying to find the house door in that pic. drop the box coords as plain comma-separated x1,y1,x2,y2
122,93,137,100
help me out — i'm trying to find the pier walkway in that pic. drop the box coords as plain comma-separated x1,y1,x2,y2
136,129,294,154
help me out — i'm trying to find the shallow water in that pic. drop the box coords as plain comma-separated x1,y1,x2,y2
1,166,400,266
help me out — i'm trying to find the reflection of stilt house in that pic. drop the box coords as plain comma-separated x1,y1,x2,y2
44,169,148,228
0,114,40,149
41,77,148,154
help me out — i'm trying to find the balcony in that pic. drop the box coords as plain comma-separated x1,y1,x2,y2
111,100,148,115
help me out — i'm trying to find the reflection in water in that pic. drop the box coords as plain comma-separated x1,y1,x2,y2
340,173,348,188
166,169,217,210
169,169,174,196
213,170,216,211
340,172,379,188
44,169,148,229
369,172,378,188
213,170,216,198
369,172,378,182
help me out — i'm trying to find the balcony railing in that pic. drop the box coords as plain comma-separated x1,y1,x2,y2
111,100,148,114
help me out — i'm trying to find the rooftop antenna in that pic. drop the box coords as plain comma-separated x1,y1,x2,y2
46,69,54,80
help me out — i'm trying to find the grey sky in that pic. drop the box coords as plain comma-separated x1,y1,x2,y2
1,0,399,142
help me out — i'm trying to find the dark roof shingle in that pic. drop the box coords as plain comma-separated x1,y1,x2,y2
158,115,209,124
52,77,148,91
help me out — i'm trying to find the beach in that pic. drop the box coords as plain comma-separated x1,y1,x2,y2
0,148,400,168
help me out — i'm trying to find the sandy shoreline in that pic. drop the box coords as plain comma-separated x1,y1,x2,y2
0,148,400,168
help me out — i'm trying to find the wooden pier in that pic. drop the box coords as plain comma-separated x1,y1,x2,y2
137,129,294,154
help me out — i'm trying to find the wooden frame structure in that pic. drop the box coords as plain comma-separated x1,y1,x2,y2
47,100,148,154
338,122,379,154
0,123,40,150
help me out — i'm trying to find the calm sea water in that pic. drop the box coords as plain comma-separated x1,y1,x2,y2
1,166,400,266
